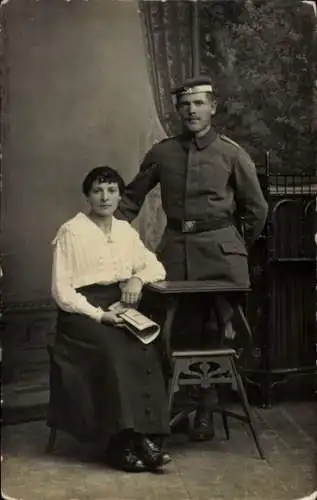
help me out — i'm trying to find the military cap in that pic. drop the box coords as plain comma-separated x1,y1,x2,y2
171,75,214,97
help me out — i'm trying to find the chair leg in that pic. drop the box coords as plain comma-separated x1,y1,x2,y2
46,427,57,453
230,358,265,460
221,412,230,440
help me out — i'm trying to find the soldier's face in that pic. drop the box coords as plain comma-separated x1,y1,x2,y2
177,92,216,135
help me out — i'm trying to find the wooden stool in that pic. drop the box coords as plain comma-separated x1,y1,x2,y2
145,280,265,460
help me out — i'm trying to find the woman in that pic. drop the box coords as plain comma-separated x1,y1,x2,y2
51,166,171,473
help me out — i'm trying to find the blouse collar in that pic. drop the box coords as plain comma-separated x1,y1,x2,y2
77,212,121,242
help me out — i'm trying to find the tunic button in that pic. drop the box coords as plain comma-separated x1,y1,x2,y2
142,346,148,352
145,407,151,415
146,368,152,375
144,392,151,399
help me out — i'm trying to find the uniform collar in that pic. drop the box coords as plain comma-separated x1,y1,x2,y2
180,126,218,151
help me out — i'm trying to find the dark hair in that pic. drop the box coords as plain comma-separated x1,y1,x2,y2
82,166,125,197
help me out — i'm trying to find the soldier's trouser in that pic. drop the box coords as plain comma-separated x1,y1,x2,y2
171,295,236,410
171,295,235,349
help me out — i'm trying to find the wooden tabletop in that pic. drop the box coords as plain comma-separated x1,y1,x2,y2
145,281,250,295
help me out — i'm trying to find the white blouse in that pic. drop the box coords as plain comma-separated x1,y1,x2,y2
51,213,166,322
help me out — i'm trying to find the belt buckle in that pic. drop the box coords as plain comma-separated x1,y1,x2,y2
182,220,196,233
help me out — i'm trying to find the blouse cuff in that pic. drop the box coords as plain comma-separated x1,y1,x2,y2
133,267,165,285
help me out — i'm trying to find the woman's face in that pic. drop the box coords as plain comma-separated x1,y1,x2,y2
87,181,121,217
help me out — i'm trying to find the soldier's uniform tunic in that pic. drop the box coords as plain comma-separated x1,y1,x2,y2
116,127,268,288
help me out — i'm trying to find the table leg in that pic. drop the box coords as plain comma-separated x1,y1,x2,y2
161,296,179,375
213,296,227,346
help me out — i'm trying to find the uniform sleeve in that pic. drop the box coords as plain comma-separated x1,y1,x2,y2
129,227,166,284
115,146,160,223
232,149,268,245
51,227,104,322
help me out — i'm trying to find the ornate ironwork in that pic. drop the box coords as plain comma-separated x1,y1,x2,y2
245,152,316,406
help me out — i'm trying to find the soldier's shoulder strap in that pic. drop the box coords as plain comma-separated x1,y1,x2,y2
153,136,173,146
220,135,256,169
220,135,246,152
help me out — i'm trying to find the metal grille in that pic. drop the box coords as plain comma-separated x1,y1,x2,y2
246,160,316,404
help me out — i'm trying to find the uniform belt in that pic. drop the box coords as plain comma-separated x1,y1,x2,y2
166,218,232,233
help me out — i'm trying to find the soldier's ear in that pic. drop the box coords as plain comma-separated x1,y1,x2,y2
210,96,217,115
207,93,217,115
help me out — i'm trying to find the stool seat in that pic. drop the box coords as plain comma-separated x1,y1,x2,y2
173,348,236,358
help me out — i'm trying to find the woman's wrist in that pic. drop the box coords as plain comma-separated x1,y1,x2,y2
131,275,144,286
94,307,105,323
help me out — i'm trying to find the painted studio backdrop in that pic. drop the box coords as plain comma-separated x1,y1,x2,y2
0,0,316,414
1,0,167,306
1,0,316,306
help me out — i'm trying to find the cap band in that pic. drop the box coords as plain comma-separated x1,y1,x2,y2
176,84,213,96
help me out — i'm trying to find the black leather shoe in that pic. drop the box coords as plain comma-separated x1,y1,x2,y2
150,443,172,466
135,435,171,469
159,450,172,466
106,436,147,473
190,407,215,442
107,447,146,473
147,436,172,466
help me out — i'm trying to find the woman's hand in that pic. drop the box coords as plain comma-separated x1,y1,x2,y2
120,276,143,306
100,311,125,326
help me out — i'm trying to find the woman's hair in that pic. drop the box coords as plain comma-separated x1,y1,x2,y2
82,166,125,197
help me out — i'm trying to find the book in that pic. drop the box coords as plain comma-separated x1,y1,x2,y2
108,301,160,344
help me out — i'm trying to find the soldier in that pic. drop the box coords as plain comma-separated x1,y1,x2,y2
115,75,268,441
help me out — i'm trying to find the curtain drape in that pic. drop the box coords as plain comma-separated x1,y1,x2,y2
135,0,196,250
138,0,194,136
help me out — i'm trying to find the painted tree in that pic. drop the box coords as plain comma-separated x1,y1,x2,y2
200,0,316,173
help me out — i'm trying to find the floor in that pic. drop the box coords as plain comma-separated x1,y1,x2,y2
2,402,317,500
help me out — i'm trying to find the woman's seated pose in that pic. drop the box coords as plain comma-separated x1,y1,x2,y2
51,166,171,473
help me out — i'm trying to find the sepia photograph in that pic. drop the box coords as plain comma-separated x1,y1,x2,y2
0,0,316,499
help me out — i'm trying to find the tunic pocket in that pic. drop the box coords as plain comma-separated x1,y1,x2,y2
219,240,248,256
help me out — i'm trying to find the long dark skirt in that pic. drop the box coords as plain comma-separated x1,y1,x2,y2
52,284,170,444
